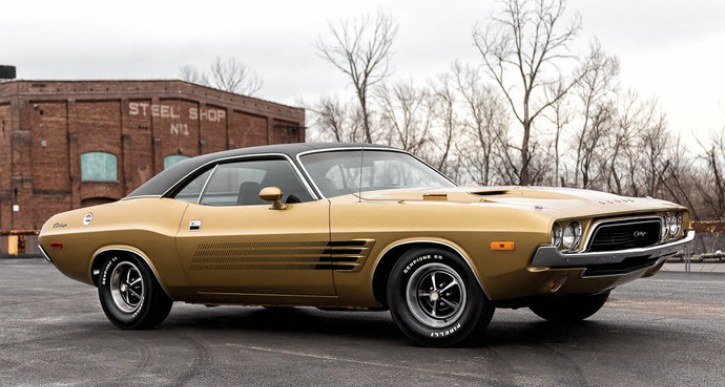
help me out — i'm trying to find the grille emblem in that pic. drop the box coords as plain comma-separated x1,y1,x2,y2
633,231,647,238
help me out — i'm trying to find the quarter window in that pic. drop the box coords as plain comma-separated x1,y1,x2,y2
173,169,212,203
81,152,117,182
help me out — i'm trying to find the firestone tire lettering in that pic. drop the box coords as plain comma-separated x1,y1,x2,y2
403,254,443,274
387,247,495,347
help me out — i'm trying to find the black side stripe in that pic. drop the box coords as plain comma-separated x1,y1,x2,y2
315,264,356,271
323,249,362,255
317,256,359,263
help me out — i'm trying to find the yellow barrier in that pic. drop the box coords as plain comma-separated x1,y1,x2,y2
7,235,18,255
1,231,39,257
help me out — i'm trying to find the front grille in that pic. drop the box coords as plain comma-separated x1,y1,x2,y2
587,218,661,252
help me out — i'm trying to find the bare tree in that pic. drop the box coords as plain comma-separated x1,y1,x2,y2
178,56,263,96
474,0,586,185
309,95,363,143
573,41,620,187
316,10,398,143
696,128,725,220
603,91,669,197
658,137,702,220
578,102,613,189
179,65,209,86
639,113,670,197
544,80,573,187
208,56,263,95
376,80,434,154
453,62,509,185
428,73,459,173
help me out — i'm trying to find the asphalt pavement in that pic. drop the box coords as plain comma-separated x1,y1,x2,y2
1,259,724,387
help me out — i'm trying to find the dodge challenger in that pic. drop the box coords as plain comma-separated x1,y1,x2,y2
38,143,694,346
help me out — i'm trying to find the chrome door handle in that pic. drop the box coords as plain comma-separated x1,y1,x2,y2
189,220,202,231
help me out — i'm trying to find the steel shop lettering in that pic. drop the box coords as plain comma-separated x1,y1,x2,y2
128,103,226,122
128,103,226,137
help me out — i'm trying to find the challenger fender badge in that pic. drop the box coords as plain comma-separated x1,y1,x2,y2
83,213,93,226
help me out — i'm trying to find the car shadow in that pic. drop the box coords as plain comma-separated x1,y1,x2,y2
164,306,404,342
148,305,631,348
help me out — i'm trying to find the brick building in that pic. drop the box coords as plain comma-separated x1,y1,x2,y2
0,80,305,231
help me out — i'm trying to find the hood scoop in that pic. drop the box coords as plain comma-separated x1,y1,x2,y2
471,190,509,196
423,193,448,201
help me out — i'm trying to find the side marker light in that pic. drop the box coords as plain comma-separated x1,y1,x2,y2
491,241,515,251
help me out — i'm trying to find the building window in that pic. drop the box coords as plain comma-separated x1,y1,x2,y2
164,155,190,169
81,152,117,182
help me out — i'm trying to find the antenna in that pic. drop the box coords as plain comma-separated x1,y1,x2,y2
358,142,364,203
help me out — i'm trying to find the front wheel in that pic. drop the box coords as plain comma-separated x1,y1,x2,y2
98,254,173,329
529,291,610,322
387,248,494,347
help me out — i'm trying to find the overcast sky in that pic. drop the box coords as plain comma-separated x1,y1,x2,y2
2,0,724,151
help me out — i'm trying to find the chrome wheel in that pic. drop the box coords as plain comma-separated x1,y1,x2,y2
406,262,467,328
109,261,144,313
99,255,173,330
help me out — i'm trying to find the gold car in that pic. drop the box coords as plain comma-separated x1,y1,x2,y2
39,143,694,346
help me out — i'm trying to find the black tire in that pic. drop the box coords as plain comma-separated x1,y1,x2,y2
98,254,173,330
387,247,495,347
263,306,294,311
529,291,610,322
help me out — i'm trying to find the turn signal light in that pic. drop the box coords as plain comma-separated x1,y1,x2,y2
548,274,569,293
50,242,63,249
491,241,515,251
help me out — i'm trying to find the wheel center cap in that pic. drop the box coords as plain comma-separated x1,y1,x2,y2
430,292,439,302
120,283,127,292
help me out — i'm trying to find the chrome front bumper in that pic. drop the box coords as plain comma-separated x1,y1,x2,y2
38,244,53,263
531,230,695,268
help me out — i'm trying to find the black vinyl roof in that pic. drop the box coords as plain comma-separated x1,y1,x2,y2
126,142,395,198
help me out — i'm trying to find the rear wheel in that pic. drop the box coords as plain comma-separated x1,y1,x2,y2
98,254,173,329
387,247,494,346
529,291,610,322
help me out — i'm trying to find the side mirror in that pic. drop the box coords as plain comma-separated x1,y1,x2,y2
259,186,288,210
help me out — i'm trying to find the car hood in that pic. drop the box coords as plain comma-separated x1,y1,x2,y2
353,186,684,218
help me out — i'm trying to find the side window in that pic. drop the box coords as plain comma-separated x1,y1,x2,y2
173,169,212,203
318,164,346,194
199,159,313,207
81,152,117,182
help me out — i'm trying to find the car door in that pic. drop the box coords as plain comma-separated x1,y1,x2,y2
174,157,334,296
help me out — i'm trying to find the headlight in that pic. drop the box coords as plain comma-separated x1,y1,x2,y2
552,222,562,248
562,221,582,251
661,212,671,241
669,212,682,237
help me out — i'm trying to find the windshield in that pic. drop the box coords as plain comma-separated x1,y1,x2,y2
299,150,456,198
